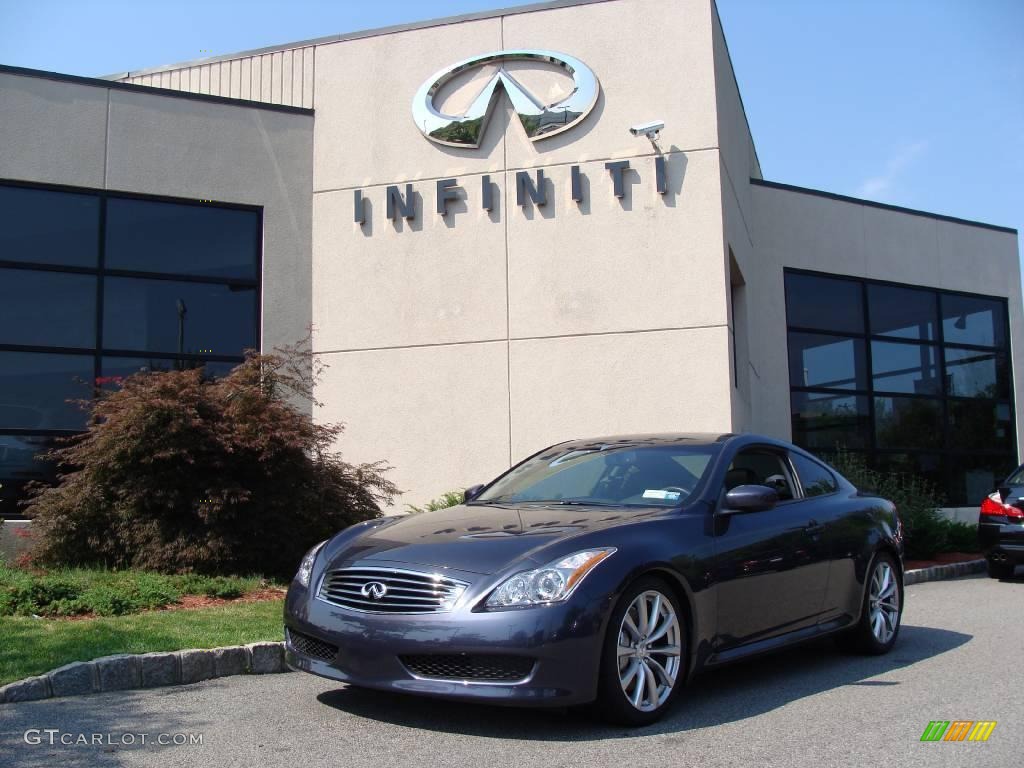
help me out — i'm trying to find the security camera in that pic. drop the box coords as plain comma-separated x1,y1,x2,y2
629,120,665,141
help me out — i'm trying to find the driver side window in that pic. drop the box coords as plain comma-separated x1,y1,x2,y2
725,450,796,503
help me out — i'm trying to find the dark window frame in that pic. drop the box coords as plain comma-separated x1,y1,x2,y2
784,268,1017,505
0,178,263,519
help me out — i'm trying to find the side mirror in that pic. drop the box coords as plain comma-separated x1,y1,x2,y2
722,484,778,514
463,484,486,503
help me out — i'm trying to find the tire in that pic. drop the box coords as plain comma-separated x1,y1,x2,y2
840,552,903,655
987,560,1015,580
594,576,687,726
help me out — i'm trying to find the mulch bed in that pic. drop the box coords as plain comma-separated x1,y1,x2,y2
904,551,982,571
57,587,287,621
162,587,286,611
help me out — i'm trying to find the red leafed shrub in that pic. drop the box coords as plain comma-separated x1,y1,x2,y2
22,341,397,578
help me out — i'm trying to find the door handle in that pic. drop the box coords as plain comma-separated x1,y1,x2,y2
804,519,824,534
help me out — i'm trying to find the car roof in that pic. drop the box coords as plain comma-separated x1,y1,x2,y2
557,432,807,452
559,433,735,448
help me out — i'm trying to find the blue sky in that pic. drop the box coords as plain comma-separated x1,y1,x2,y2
1,0,1021,260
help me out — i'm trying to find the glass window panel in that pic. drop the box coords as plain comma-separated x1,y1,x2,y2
0,185,100,267
867,284,939,341
785,273,865,334
874,396,942,450
0,352,93,430
788,333,866,390
941,294,1006,348
102,278,257,356
944,454,1017,506
105,198,259,279
947,400,1014,452
791,392,870,450
0,268,96,348
99,357,240,389
870,453,944,497
871,341,941,395
789,452,838,497
0,435,59,517
944,347,1008,399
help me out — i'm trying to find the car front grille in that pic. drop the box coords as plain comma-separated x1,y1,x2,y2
399,654,536,682
318,567,469,614
287,628,338,662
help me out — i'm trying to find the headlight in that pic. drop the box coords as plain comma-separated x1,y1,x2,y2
485,548,616,609
295,541,327,588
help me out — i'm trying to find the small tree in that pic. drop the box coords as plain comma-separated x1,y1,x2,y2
23,340,397,579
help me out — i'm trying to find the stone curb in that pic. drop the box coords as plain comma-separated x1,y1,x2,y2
0,641,288,705
904,558,987,585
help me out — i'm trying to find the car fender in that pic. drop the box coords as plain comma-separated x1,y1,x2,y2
560,515,714,684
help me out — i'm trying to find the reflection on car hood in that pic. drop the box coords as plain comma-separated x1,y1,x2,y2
326,503,666,575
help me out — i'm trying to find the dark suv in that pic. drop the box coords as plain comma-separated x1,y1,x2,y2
979,465,1024,579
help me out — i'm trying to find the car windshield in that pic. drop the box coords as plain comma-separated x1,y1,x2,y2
472,442,720,507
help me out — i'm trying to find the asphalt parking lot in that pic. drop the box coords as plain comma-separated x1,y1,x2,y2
2,573,1021,768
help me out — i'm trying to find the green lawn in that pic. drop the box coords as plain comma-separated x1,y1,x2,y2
0,599,284,685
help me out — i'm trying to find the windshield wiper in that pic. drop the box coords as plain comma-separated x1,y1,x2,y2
524,500,615,507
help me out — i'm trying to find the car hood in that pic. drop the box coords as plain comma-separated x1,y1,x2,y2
326,503,667,575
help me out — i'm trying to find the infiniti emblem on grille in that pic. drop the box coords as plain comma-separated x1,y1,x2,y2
361,581,388,600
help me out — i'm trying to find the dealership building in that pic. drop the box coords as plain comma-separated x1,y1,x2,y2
0,0,1020,532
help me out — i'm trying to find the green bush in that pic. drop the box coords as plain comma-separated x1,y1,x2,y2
81,586,136,617
945,520,979,553
22,338,398,579
827,448,944,559
827,448,976,560
0,566,266,617
405,489,466,514
193,575,245,600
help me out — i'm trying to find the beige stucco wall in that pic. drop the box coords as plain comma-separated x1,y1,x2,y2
308,0,734,507
80,0,1021,512
747,183,1024,455
0,70,315,373
709,3,761,435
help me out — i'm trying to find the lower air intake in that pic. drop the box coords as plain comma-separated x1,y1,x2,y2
399,654,535,682
287,628,338,662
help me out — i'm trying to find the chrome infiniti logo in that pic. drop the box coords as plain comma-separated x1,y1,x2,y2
360,581,388,600
412,49,600,148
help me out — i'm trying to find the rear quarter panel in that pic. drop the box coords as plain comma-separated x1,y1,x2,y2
822,490,902,625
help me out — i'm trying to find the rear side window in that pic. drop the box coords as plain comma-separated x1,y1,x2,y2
790,453,838,498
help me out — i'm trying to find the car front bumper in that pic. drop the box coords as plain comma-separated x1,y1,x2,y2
282,569,609,707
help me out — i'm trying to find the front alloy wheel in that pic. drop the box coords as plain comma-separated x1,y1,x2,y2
596,577,685,725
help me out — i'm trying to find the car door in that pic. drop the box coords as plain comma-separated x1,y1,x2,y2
712,447,830,651
787,450,875,625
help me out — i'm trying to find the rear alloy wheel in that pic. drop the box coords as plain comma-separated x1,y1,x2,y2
595,577,685,726
841,552,903,654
